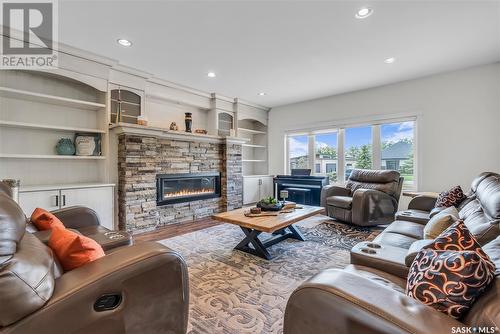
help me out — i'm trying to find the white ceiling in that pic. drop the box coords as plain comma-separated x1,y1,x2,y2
58,0,500,107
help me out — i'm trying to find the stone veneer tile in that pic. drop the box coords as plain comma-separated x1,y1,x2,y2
117,134,243,234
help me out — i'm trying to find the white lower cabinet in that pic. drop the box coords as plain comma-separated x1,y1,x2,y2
19,190,60,214
243,176,274,205
19,185,115,230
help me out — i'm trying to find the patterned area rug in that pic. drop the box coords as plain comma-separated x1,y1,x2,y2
160,218,378,334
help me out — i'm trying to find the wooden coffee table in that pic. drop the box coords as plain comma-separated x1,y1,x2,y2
212,205,324,260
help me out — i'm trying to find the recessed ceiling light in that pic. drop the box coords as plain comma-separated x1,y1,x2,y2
355,7,373,19
384,57,396,64
117,39,132,47
258,92,266,96
207,72,216,78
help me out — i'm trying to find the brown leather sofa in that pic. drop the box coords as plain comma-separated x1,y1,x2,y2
0,189,189,334
321,169,404,226
285,172,500,333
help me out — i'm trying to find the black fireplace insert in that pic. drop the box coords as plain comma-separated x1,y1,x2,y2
156,172,221,206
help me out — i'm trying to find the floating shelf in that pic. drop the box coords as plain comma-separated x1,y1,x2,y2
0,153,106,160
242,159,267,162
0,120,106,133
0,87,106,111
242,143,266,148
238,127,266,135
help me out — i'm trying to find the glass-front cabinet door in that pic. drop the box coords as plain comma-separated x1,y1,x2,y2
110,86,142,124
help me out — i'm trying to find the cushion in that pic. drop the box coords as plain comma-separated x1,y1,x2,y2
406,221,496,319
31,208,65,231
0,233,55,326
405,239,435,267
435,185,466,208
48,227,105,271
423,206,459,239
327,196,352,209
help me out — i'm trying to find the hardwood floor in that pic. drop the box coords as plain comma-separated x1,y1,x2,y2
133,218,222,243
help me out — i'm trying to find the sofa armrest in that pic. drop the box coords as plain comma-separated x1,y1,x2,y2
351,189,397,225
408,195,437,212
51,206,100,229
320,185,350,207
284,268,462,334
7,242,189,334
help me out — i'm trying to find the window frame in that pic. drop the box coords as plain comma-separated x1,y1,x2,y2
285,116,418,190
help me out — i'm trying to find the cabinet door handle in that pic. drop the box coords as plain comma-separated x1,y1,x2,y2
55,195,59,207
62,195,66,206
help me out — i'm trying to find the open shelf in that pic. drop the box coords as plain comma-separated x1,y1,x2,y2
0,120,106,134
242,143,266,148
0,153,106,160
0,86,106,110
238,127,266,135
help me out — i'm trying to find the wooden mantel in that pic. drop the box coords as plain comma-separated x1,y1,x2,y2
109,123,249,145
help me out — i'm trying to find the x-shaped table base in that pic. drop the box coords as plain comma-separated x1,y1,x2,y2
234,224,305,260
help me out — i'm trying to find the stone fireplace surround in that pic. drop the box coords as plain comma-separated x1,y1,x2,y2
114,124,245,234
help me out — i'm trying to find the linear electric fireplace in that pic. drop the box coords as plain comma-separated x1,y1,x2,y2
156,172,221,206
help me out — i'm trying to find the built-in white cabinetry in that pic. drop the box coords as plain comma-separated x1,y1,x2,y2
19,184,115,230
19,190,60,213
243,176,273,204
235,99,272,204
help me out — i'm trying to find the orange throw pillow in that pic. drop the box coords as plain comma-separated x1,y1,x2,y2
48,227,105,271
31,208,65,231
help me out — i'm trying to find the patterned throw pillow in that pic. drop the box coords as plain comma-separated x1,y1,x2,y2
406,221,496,319
435,185,466,208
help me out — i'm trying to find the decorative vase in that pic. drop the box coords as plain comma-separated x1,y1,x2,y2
56,138,75,155
185,112,192,133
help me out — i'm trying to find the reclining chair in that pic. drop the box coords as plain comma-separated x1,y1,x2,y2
321,169,404,226
0,186,189,334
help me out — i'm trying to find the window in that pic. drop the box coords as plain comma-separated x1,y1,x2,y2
326,163,336,173
381,121,415,189
285,118,417,189
288,134,309,172
344,126,372,181
314,131,338,182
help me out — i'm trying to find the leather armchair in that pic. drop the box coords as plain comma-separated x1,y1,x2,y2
0,190,189,334
322,169,404,226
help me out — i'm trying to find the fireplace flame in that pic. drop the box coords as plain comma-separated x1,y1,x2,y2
164,188,214,199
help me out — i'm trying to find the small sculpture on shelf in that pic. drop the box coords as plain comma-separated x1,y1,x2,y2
194,129,207,135
170,122,178,131
56,138,76,156
185,112,192,133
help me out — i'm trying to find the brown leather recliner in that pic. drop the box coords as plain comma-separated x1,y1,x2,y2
0,191,189,334
284,172,500,334
321,169,404,226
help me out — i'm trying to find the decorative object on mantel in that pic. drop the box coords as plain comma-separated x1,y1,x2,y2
137,115,148,126
195,129,207,134
185,112,192,133
169,122,178,131
56,138,76,156
75,133,101,156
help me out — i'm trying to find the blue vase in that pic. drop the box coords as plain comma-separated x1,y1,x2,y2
56,138,76,155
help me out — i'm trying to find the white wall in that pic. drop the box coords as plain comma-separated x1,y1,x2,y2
268,63,500,192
